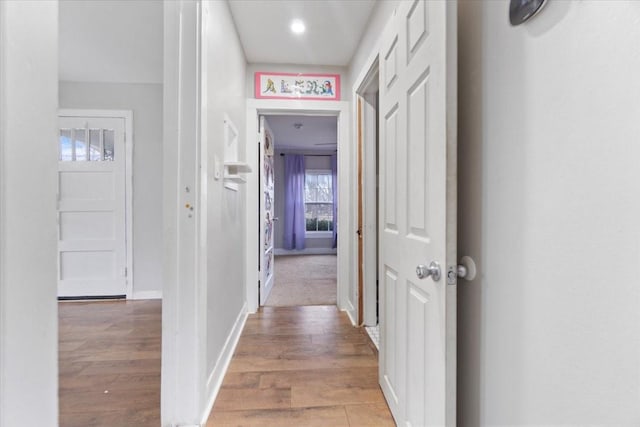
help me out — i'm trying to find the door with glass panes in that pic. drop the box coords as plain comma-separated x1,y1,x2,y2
57,113,128,298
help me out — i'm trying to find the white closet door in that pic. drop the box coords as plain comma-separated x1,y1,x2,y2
378,1,458,425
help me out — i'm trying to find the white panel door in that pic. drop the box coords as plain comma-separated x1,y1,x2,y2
259,116,276,305
58,116,127,297
378,1,457,425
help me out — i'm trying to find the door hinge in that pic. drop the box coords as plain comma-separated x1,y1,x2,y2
124,267,128,277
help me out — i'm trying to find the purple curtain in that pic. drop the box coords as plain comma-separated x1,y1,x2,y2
283,154,306,250
331,154,338,248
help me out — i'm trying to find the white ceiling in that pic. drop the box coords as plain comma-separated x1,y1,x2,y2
59,0,163,84
228,0,376,66
59,0,375,82
58,3,349,157
266,115,337,151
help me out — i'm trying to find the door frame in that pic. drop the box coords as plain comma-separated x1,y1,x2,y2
355,60,380,327
245,99,353,318
58,109,134,298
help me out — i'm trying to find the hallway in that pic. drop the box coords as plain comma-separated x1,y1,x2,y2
58,301,392,426
207,305,394,426
58,300,161,426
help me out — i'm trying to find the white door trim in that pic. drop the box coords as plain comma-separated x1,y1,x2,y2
58,108,134,298
357,91,379,327
162,2,204,423
353,52,382,327
245,99,353,319
0,3,6,421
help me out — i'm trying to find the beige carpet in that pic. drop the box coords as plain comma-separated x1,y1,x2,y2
265,255,337,306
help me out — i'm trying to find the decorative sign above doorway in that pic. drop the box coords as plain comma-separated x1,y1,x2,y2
255,72,340,101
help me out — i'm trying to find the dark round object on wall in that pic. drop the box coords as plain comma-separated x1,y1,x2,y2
509,0,547,26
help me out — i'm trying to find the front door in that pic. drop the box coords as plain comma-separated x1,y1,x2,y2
259,116,276,305
57,114,128,298
378,1,457,425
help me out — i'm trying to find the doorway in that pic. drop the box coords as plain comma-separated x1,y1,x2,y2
356,65,380,347
57,1,164,425
260,115,339,307
244,99,353,317
57,110,132,299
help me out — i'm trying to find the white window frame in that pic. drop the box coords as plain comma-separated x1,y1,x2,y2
304,168,334,238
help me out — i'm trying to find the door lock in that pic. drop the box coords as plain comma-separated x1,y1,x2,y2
416,261,441,282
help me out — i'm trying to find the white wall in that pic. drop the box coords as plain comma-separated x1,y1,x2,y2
0,1,59,425
201,0,249,418
163,1,250,424
162,1,201,424
273,149,336,252
457,0,640,425
347,0,399,91
59,82,164,297
59,0,163,85
163,0,251,424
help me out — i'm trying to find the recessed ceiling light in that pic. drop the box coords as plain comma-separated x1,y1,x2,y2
290,19,306,35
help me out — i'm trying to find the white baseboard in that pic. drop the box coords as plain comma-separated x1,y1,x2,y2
274,248,337,256
131,290,163,300
200,301,248,425
344,301,357,326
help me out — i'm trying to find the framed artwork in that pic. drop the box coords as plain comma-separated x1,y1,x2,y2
255,72,340,101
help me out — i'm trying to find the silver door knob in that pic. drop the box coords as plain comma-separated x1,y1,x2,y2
416,261,441,282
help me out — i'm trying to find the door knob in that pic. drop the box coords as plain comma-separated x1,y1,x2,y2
416,261,441,282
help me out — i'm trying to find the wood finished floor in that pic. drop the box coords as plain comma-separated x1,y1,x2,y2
59,299,161,427
207,305,395,426
59,301,393,426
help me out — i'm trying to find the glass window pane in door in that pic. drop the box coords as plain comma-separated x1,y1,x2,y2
59,129,72,161
103,129,115,161
74,128,87,161
89,129,102,161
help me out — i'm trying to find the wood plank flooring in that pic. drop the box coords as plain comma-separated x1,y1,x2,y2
60,301,393,426
58,300,161,427
206,305,395,426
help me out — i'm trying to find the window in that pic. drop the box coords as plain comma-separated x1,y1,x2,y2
304,169,333,233
59,128,115,162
